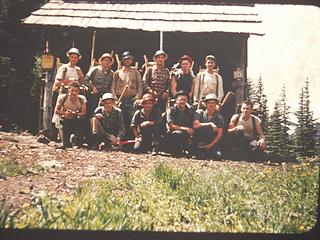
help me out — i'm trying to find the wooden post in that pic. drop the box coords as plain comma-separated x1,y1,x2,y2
41,39,54,134
160,31,163,50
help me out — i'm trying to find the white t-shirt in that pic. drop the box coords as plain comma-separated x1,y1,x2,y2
194,70,224,102
230,114,261,139
55,64,81,81
57,94,87,112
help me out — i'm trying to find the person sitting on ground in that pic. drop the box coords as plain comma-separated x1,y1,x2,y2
90,93,125,150
227,100,266,160
166,90,195,157
54,82,87,149
193,94,225,160
131,94,162,155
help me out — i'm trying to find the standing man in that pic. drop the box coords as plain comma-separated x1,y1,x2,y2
143,50,171,113
111,51,142,140
193,94,224,160
228,100,266,160
194,55,224,108
171,55,195,103
52,48,84,140
90,93,125,150
54,82,87,149
131,94,162,155
166,91,195,157
53,47,84,96
83,53,114,116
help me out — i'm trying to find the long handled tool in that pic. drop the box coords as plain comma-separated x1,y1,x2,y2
220,91,235,108
106,133,136,145
115,53,121,70
197,74,205,110
116,85,129,107
89,31,96,70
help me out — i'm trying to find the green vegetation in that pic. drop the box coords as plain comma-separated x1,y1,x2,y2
0,158,25,177
293,79,317,158
2,162,318,233
0,157,43,177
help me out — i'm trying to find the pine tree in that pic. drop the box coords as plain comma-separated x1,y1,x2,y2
267,101,283,155
245,77,255,101
252,75,269,134
293,78,317,157
278,85,293,154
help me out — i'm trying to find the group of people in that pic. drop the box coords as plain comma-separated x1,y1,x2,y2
52,47,266,160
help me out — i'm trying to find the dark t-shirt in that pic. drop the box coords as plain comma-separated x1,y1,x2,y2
94,106,125,138
194,109,225,129
175,71,194,94
167,104,195,128
131,107,162,128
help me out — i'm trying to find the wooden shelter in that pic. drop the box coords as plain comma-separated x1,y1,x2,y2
21,0,264,132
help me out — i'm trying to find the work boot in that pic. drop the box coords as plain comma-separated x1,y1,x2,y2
151,148,158,156
70,134,77,147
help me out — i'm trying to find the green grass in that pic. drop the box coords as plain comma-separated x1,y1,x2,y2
2,161,319,233
0,158,25,177
0,158,44,177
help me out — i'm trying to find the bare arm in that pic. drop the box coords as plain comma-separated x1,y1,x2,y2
132,126,140,139
193,120,216,130
168,122,194,135
256,123,266,149
193,74,200,103
189,77,195,99
205,128,223,150
171,75,177,96
78,99,87,117
111,72,118,100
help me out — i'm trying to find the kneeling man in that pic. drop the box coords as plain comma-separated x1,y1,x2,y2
228,100,266,160
193,94,224,160
167,91,195,157
90,93,125,150
131,94,162,155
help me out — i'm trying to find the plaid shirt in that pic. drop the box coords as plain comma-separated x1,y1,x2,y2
143,66,170,97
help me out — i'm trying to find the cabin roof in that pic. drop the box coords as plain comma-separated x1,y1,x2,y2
21,0,264,35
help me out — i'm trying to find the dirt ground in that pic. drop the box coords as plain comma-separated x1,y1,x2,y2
0,131,276,212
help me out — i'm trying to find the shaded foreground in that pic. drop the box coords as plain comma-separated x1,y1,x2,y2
0,131,319,233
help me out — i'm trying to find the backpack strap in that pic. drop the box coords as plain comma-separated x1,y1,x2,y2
251,115,258,138
62,65,68,80
61,94,83,109
234,114,241,126
234,114,258,138
61,94,69,107
215,74,219,97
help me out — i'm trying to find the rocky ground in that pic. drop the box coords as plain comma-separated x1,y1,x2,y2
0,131,288,213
